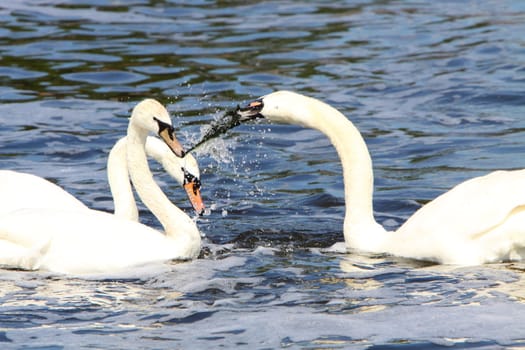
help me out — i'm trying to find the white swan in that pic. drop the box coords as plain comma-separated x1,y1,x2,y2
236,90,525,265
0,137,204,219
0,99,202,274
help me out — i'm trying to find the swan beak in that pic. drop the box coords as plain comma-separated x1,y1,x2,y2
183,169,205,215
184,181,205,216
236,99,264,121
158,127,186,158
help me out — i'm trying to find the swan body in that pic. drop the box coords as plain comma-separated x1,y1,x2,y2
0,99,201,274
0,137,202,219
237,90,525,265
0,208,196,273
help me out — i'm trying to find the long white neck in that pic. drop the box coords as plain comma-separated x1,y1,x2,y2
302,99,377,229
126,121,201,251
107,137,139,221
301,97,393,251
107,136,184,222
276,95,388,250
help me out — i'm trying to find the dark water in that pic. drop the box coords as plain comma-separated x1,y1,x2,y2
1,0,525,348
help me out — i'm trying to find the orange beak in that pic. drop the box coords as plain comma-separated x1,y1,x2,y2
184,180,205,216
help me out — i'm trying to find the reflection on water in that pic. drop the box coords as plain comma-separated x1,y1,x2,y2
1,0,525,348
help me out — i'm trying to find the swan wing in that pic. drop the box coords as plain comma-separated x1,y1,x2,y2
395,169,525,264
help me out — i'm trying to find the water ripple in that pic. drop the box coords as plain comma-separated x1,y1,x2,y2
1,0,525,348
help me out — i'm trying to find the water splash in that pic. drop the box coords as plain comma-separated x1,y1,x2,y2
186,108,241,153
193,137,236,165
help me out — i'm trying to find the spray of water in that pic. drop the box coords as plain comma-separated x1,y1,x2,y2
186,108,241,153
178,106,274,220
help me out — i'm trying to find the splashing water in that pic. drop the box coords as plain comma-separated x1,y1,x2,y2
186,108,241,153
4,1,525,348
193,137,236,166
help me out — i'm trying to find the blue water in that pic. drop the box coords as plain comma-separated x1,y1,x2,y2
1,0,525,348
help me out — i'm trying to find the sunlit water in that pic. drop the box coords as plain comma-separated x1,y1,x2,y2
1,1,525,348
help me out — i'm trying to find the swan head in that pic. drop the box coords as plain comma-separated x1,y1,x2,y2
131,99,186,158
182,158,205,216
176,154,205,216
236,90,314,127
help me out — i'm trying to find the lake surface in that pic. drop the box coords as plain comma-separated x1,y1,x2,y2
1,0,525,348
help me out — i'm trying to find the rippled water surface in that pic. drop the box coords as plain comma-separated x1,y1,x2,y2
2,0,525,348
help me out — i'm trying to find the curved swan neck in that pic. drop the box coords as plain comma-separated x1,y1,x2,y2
126,120,199,242
107,137,139,221
292,97,376,227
